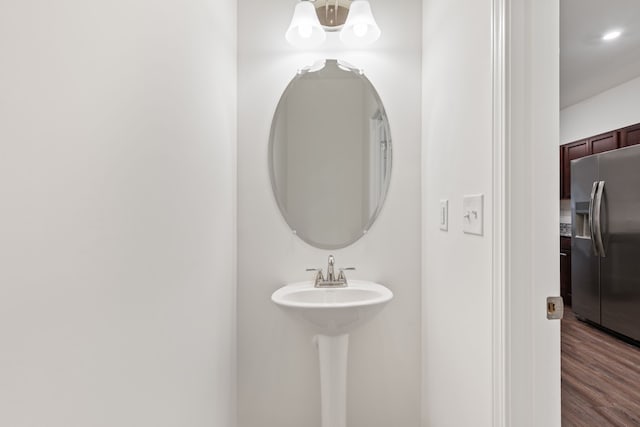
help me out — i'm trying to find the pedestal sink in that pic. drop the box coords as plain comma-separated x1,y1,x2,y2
272,280,393,427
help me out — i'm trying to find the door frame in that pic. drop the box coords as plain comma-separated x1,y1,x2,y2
491,0,506,424
492,0,561,426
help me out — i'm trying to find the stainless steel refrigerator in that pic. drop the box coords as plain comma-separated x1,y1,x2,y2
571,144,640,342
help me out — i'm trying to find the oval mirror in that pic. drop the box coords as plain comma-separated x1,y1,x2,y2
269,59,392,249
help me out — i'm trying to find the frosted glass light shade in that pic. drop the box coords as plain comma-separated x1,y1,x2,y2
285,1,326,48
339,0,381,47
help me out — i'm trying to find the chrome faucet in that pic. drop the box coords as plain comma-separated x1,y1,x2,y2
306,255,355,288
327,255,336,282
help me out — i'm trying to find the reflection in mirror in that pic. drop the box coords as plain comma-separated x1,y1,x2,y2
269,59,392,249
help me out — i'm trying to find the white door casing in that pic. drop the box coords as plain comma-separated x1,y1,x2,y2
492,0,561,426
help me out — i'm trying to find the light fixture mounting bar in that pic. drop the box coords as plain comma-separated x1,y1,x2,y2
314,0,350,30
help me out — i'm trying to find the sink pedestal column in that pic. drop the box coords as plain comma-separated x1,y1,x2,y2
316,333,349,427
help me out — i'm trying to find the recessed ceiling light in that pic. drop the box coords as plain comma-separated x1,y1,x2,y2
602,30,622,41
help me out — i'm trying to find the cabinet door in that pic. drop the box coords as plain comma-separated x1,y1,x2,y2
621,123,640,147
562,140,588,199
589,131,618,154
559,146,564,198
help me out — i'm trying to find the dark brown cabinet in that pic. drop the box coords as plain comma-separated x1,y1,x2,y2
560,131,619,199
621,123,640,147
561,139,589,199
589,131,618,154
559,146,564,196
560,237,571,306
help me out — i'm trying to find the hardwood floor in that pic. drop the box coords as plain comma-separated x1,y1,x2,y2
562,305,640,426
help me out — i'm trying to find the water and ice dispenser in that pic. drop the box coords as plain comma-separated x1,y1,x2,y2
574,201,591,239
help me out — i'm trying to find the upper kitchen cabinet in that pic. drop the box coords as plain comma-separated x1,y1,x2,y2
588,131,618,154
561,131,620,199
561,139,589,199
621,123,640,147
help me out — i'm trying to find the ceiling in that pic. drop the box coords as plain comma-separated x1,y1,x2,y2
561,0,640,108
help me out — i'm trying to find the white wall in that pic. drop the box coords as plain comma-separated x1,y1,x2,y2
237,0,422,426
422,1,561,425
561,74,640,144
421,1,493,426
0,1,237,426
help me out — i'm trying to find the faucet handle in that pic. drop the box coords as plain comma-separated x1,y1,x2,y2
306,268,324,285
337,267,355,283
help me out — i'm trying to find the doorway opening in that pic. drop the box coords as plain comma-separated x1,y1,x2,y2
559,1,640,425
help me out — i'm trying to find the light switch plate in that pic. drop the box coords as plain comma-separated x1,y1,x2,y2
463,194,484,236
439,199,448,231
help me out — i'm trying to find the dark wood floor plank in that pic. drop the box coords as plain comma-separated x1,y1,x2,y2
562,305,640,426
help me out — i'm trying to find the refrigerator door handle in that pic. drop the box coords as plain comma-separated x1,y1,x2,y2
594,180,606,257
589,181,599,256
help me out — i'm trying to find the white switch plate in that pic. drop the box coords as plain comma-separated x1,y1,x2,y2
463,194,484,236
439,199,448,231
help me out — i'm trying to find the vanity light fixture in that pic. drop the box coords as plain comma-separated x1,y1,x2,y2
285,0,327,48
602,29,622,41
285,0,381,48
339,0,381,46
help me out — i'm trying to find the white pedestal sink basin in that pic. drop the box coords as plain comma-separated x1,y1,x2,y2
272,280,393,427
271,280,393,334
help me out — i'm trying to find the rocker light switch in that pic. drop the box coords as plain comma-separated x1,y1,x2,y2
463,194,484,236
439,199,448,231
